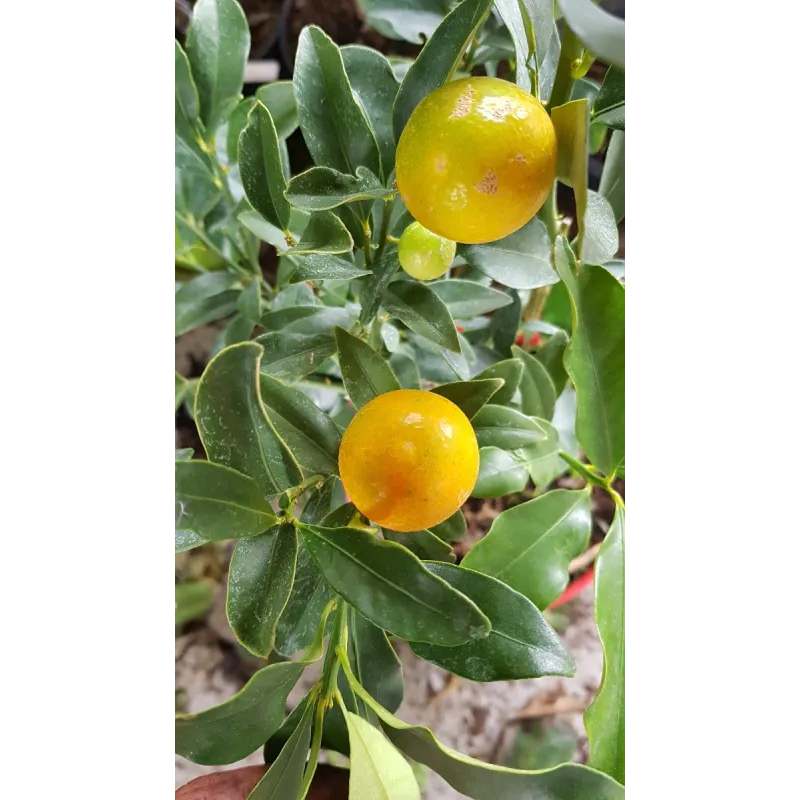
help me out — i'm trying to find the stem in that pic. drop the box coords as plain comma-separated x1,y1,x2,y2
298,699,326,800
362,221,373,266
522,285,553,323
559,450,625,509
375,197,395,260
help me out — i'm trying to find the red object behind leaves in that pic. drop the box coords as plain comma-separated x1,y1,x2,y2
547,566,595,610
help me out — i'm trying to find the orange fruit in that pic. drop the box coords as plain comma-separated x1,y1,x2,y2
395,76,557,244
338,389,479,532
397,221,456,281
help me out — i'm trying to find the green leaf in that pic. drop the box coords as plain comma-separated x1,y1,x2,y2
213,314,255,354
285,210,353,255
488,288,521,356
585,506,625,784
534,331,569,396
348,607,404,713
227,524,298,657
239,102,290,231
195,342,303,496
176,372,190,412
393,0,494,140
294,26,381,176
225,97,256,163
551,99,589,250
175,41,203,154
472,447,528,498
298,524,490,645
599,130,624,224
176,448,194,461
255,332,337,381
335,326,401,408
558,0,625,69
237,278,262,323
175,581,214,626
175,661,305,765
462,489,591,608
285,253,370,282
593,67,624,130
411,563,574,681
458,218,557,291
255,80,299,140
384,528,455,564
359,249,401,326
342,45,400,180
285,166,393,212
175,460,278,542
512,345,557,421
553,239,625,476
260,306,321,331
185,0,250,136
359,0,449,45
175,273,240,337
339,659,625,800
345,711,421,800
513,417,562,488
582,191,619,265
475,358,524,405
259,375,341,475
264,305,356,335
431,378,503,419
429,508,466,542
382,281,461,352
429,280,513,319
249,699,314,799
472,405,547,450
389,352,422,389
176,529,209,553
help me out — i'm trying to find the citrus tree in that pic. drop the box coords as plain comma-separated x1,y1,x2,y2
175,0,625,797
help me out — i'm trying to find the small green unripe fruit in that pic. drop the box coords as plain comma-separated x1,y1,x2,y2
397,221,456,281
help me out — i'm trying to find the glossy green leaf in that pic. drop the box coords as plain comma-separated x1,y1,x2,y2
294,26,381,177
534,331,569,396
359,249,401,326
382,282,461,352
185,0,250,136
551,99,589,248
346,711,421,800
339,659,624,800
175,661,305,765
255,80,299,140
360,0,449,44
474,358,523,405
255,332,337,381
384,528,455,564
175,143,220,222
463,489,591,608
249,699,314,799
284,253,370,283
176,529,209,553
558,0,624,69
581,191,619,265
593,66,624,130
237,278,262,323
348,607,404,713
299,524,490,645
389,352,422,389
342,45,400,180
459,217,557,290
285,166,394,211
239,102,290,231
335,326,401,408
285,210,354,255
259,375,341,475
175,41,203,154
393,0,494,140
227,524,298,657
553,239,624,476
430,508,466,542
488,288,521,356
266,306,356,336
431,378,503,419
599,130,624,223
176,448,195,461
513,417,562,488
512,345,557,421
472,405,547,450
585,506,625,784
175,581,214,626
472,447,528,498
195,342,303,496
175,273,240,337
260,306,322,332
175,460,278,543
429,280,513,319
411,563,574,681
212,315,254,355
225,97,256,163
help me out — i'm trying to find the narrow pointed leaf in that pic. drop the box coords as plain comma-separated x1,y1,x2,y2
255,80,299,140
431,377,503,419
489,288,521,356
285,210,353,255
382,281,461,352
582,191,619,265
227,524,298,657
411,562,574,681
175,40,203,154
429,280,513,318
472,405,547,450
513,417,562,488
599,130,625,223
593,67,624,130
195,342,303,496
474,358,524,405
285,252,371,282
298,524,491,645
534,331,569,396
462,488,592,609
384,527,455,563
359,249,401,326
175,273,240,337
175,661,306,765
286,166,394,211
335,326,401,408
255,332,337,381
558,0,624,69
512,345,557,421
226,97,256,163
553,239,624,476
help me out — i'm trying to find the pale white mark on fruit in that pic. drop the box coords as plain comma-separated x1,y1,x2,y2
434,155,447,174
445,183,468,210
478,97,514,122
510,153,527,164
439,420,453,439
474,170,498,195
404,412,424,426
450,85,477,119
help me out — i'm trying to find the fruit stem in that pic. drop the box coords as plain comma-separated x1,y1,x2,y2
375,196,395,260
362,220,373,266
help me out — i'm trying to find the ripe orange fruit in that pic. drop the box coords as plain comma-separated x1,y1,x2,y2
338,389,479,532
395,76,557,244
397,221,456,281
